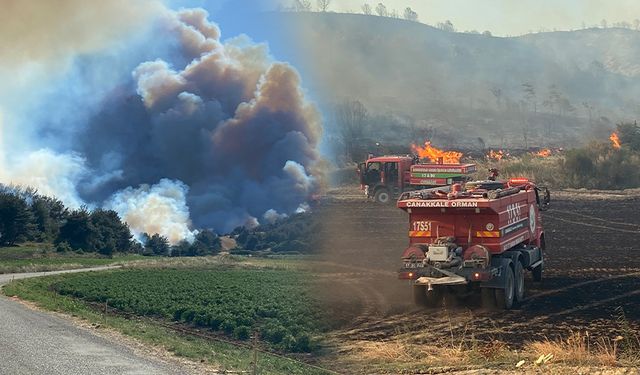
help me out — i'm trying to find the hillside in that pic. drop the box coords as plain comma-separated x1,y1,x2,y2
263,12,640,155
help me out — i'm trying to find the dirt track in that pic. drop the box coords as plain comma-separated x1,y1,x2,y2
313,188,640,349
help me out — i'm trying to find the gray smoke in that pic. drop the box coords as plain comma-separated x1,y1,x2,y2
0,4,323,240
74,8,323,234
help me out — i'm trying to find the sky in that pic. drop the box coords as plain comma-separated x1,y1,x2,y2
301,0,640,36
166,0,281,42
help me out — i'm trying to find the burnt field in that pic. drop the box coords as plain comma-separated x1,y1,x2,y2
312,188,640,354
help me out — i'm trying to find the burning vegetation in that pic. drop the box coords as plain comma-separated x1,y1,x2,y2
610,132,621,149
487,149,505,161
533,149,552,157
411,141,463,163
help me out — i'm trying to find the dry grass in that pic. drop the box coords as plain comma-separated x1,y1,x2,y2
526,331,618,366
327,329,640,374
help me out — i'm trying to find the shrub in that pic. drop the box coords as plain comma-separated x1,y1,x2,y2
56,241,73,253
234,325,251,340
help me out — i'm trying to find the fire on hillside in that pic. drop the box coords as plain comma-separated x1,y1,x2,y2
610,132,621,149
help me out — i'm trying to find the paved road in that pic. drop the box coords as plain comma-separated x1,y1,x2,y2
0,267,196,375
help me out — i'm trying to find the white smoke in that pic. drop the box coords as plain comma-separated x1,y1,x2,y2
0,147,87,208
263,209,288,224
105,179,195,244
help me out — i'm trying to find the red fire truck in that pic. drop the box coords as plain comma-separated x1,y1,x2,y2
397,178,550,309
358,155,476,203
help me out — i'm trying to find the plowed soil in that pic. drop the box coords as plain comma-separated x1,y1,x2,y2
313,188,640,350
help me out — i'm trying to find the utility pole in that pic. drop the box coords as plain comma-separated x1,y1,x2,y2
251,332,259,375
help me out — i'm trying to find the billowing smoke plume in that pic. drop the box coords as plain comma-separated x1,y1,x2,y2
105,179,195,244
0,4,323,241
0,148,87,208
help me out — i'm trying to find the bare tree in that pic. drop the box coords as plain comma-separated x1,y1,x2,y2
389,9,399,18
335,100,368,161
437,20,455,32
543,84,561,116
634,19,640,30
403,7,418,21
522,82,537,113
601,19,608,28
317,0,330,12
613,21,631,29
293,0,312,11
490,87,502,109
375,3,387,17
362,3,372,15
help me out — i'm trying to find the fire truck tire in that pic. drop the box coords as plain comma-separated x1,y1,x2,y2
532,263,543,282
514,261,525,302
495,266,515,310
413,285,441,307
374,188,391,204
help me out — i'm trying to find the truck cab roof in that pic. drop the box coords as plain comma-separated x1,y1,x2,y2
366,155,414,163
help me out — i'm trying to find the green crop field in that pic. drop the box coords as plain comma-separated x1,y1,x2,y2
52,267,324,352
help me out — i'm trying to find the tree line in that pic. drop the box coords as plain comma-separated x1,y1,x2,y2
231,212,316,254
0,185,220,257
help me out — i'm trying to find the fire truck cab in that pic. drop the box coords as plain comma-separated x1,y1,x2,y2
358,155,475,204
358,155,416,203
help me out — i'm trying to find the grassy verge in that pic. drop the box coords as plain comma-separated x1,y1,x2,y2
0,254,146,274
0,242,150,274
2,270,332,375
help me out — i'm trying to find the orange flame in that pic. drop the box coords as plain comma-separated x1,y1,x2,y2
487,149,505,161
534,149,552,157
411,141,463,164
610,132,621,149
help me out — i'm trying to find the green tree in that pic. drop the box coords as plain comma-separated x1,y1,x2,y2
194,229,221,254
145,233,169,256
0,192,34,245
57,207,97,252
617,122,640,151
187,240,208,256
171,240,191,257
30,195,67,242
90,209,132,256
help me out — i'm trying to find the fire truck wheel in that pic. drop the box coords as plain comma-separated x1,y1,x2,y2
374,189,391,204
532,263,543,282
413,285,442,307
495,266,515,310
514,261,525,302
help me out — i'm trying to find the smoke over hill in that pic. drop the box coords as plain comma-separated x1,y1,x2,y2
0,2,322,241
265,12,640,154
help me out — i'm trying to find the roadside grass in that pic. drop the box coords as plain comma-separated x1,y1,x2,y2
0,240,316,274
0,242,50,259
0,242,151,274
1,267,333,375
0,254,148,274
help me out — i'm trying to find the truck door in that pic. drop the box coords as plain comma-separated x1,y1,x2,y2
364,162,381,185
383,162,400,195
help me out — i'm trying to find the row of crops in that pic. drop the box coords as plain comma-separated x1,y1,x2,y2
54,267,324,352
